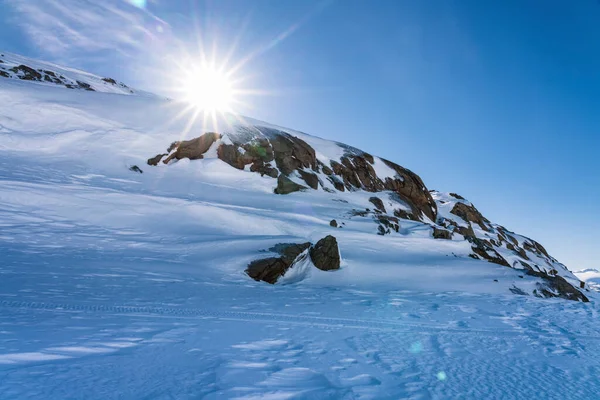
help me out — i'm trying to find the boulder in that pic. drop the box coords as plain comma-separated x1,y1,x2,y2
246,257,290,284
246,242,311,284
274,174,307,195
368,197,386,213
163,132,221,164
309,235,341,271
329,220,338,228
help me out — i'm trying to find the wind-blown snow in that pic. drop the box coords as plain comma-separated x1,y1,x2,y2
1,68,599,399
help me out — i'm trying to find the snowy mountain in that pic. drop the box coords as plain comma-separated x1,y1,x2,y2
1,54,598,399
0,52,137,94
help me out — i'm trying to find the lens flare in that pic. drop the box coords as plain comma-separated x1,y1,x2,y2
128,0,147,9
182,65,234,113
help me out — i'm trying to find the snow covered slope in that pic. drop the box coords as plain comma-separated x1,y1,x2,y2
1,55,599,399
0,52,138,94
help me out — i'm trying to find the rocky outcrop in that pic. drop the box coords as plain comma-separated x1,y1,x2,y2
146,127,437,224
469,237,510,267
309,235,341,271
527,269,589,302
450,202,491,232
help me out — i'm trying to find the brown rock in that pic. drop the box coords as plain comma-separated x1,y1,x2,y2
147,153,167,166
298,170,319,190
309,235,341,271
450,202,491,232
163,132,221,164
246,242,311,284
381,159,437,222
432,227,452,239
368,197,386,213
329,220,338,228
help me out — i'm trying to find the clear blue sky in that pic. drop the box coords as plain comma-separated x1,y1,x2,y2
1,0,599,270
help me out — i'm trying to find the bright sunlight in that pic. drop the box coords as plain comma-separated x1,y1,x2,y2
182,65,234,113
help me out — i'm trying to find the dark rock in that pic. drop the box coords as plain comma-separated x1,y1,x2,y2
298,170,319,190
453,224,476,239
217,144,245,169
250,161,279,178
449,193,465,200
0,71,8,78
321,164,333,175
269,133,316,175
328,176,345,192
580,281,585,289
246,257,290,284
309,235,341,271
470,238,510,267
510,286,528,295
269,242,311,264
147,153,167,166
432,227,452,240
377,225,388,235
368,197,386,213
527,269,589,302
76,80,95,91
381,159,437,222
350,209,369,217
393,208,418,221
102,77,117,85
274,174,307,195
129,165,143,174
329,220,338,228
450,202,491,232
376,215,399,233
164,132,221,164
10,65,42,81
246,242,310,284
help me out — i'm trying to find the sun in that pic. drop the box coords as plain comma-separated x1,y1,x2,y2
182,65,235,113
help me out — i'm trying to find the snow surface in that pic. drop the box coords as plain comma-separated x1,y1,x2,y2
1,69,599,399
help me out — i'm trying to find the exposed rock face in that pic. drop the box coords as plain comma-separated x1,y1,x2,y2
450,202,491,232
329,220,338,228
0,60,131,92
146,127,438,225
309,235,341,271
274,174,307,195
163,132,221,164
469,238,510,267
527,269,589,302
431,191,588,301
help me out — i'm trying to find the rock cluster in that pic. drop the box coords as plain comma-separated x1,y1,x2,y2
246,236,341,284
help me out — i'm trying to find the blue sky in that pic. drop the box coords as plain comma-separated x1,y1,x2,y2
1,0,598,270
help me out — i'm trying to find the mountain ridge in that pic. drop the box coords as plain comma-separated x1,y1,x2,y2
0,51,589,302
